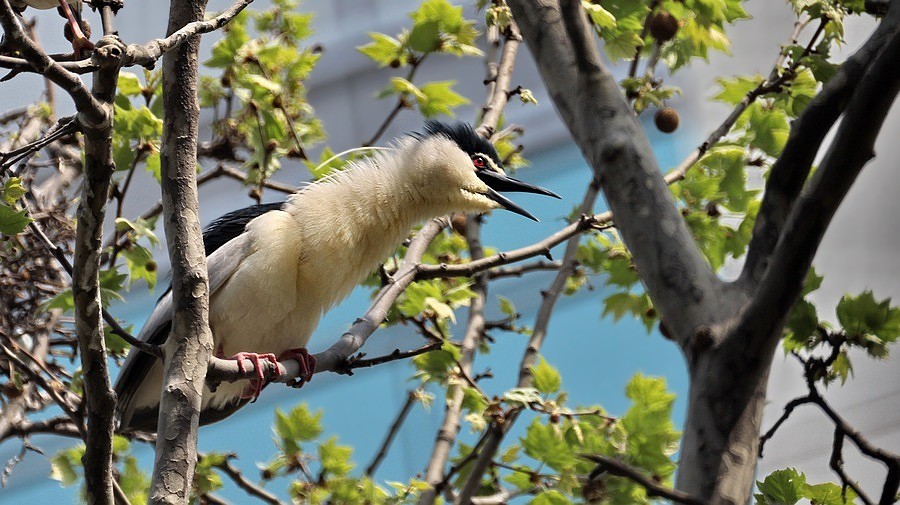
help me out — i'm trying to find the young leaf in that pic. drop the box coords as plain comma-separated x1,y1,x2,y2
531,356,562,395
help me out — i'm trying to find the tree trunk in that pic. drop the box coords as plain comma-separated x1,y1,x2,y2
676,339,777,504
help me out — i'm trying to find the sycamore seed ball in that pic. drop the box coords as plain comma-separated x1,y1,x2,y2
649,10,679,42
654,107,680,133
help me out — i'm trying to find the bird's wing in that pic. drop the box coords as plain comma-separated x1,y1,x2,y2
115,202,283,430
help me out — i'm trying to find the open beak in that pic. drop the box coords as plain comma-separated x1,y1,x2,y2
476,170,561,221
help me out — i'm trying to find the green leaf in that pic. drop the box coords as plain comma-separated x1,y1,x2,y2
121,244,158,290
358,33,405,67
0,203,32,235
783,299,818,353
50,444,85,487
2,177,27,205
318,437,355,477
408,20,441,53
837,290,900,347
531,489,573,505
744,102,790,157
714,75,763,105
582,2,616,30
418,81,469,118
531,356,562,395
412,341,460,383
274,404,324,455
118,72,143,97
521,418,576,471
498,295,517,318
756,468,806,505
621,374,679,477
99,268,127,307
803,481,858,505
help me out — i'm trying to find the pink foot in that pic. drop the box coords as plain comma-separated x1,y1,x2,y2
278,348,317,388
219,350,279,402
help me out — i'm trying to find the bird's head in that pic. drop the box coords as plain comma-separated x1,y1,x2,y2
406,121,560,221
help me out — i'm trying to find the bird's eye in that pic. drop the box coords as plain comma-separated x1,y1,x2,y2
471,155,487,169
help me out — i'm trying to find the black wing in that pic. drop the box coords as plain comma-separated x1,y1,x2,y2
201,202,285,256
115,201,285,431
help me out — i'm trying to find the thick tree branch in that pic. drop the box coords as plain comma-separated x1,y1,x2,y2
0,0,105,126
0,0,254,76
62,34,128,505
510,0,723,341
737,5,900,350
582,454,707,505
148,1,213,504
741,5,900,286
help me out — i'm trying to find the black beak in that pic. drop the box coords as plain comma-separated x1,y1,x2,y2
476,170,561,221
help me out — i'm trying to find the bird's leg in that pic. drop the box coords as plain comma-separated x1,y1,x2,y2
278,348,316,387
56,0,93,56
216,349,279,402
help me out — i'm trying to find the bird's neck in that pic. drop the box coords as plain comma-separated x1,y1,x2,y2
282,142,451,298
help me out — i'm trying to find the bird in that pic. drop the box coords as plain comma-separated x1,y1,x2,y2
10,0,93,56
114,121,560,432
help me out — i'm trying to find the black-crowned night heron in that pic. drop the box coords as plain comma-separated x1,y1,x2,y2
114,121,559,432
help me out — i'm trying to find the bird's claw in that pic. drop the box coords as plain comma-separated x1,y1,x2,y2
223,351,279,402
278,348,316,387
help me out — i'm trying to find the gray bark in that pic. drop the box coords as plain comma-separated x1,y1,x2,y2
148,1,212,504
73,36,125,505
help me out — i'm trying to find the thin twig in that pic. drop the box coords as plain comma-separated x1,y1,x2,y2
364,54,428,147
830,429,875,505
212,456,286,505
581,454,707,505
366,389,419,476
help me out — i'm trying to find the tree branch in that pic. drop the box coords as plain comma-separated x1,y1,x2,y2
205,219,449,387
419,217,490,505
741,5,900,286
0,0,105,126
510,0,722,341
210,455,286,505
455,176,602,503
366,389,419,476
0,0,254,77
148,1,213,503
581,454,707,505
736,4,900,351
830,429,875,505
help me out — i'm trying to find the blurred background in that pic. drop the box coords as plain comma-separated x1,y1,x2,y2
1,0,898,502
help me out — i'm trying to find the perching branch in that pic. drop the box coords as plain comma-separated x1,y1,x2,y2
581,454,707,505
204,218,448,386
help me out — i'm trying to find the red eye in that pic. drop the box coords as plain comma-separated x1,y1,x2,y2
472,156,486,169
